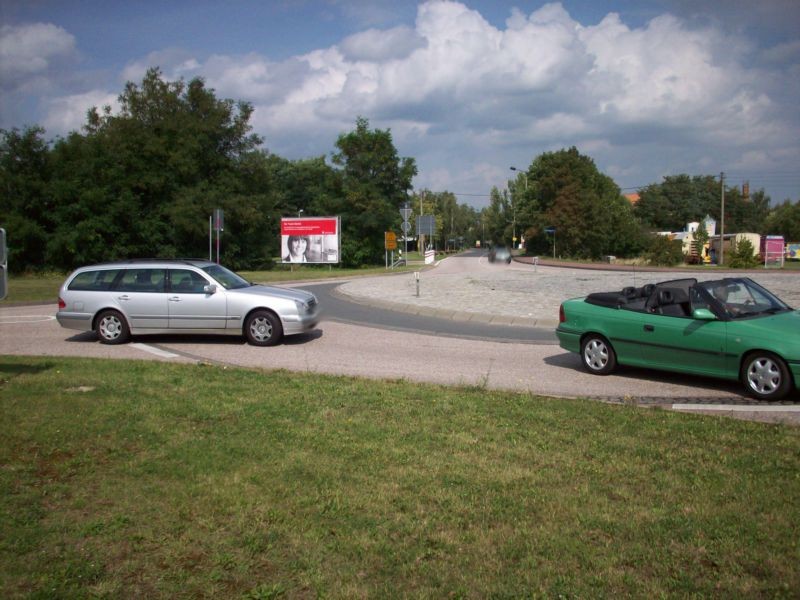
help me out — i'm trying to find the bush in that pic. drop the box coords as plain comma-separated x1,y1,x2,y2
728,238,759,268
645,235,684,266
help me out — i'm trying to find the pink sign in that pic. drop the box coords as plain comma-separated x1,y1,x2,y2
281,217,340,264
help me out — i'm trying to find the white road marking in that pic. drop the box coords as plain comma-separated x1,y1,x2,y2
672,404,800,412
131,343,180,359
0,315,56,323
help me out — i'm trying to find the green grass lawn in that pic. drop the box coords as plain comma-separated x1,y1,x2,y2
1,272,65,303
1,356,798,598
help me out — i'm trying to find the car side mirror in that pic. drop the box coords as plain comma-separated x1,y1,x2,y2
204,284,217,294
692,308,716,320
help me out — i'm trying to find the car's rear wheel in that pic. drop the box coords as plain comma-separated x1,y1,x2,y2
245,310,283,347
581,334,616,375
741,352,792,400
95,310,130,345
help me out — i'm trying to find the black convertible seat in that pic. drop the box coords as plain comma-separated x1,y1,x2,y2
656,287,691,316
586,284,654,309
585,291,629,308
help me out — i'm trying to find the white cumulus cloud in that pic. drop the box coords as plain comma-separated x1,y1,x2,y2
6,1,798,202
340,26,425,61
42,90,119,135
0,22,77,90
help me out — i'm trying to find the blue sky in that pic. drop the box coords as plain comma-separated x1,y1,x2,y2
2,0,799,207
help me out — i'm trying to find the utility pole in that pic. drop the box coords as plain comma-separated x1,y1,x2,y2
510,166,527,250
719,172,725,266
419,190,424,253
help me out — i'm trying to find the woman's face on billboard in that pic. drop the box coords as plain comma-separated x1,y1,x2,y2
290,237,307,256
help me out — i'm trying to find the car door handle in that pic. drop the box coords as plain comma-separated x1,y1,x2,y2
117,295,130,301
169,296,181,302
644,324,654,332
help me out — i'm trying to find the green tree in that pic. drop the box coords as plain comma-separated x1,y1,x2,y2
407,190,474,251
44,68,265,270
450,201,479,250
331,117,417,266
634,175,716,231
728,238,759,268
645,234,684,266
725,187,770,233
519,147,639,259
692,222,709,262
0,127,52,271
483,186,511,246
408,189,442,251
763,200,800,241
635,175,770,234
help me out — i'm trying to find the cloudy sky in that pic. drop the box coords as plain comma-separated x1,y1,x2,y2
1,0,798,206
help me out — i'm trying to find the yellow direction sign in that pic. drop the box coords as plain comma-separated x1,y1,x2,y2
385,231,397,250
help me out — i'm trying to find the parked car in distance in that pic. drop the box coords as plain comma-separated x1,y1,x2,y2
488,245,512,264
556,277,799,400
57,259,321,346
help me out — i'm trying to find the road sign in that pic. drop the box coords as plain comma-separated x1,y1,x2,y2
544,227,556,234
401,221,411,234
416,215,436,236
400,207,413,221
385,231,397,251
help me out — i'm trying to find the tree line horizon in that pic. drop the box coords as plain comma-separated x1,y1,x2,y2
1,68,798,273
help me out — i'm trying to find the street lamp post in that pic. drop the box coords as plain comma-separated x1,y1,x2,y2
509,166,528,190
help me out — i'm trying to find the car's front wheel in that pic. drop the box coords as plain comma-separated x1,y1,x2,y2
244,310,283,347
581,334,617,375
95,310,130,345
741,352,792,400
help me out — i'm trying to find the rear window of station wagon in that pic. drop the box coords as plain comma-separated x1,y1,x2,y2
68,269,123,291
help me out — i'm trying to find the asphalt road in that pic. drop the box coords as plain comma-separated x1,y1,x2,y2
1,255,798,425
310,281,557,344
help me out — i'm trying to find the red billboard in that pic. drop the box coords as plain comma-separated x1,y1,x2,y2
281,217,340,264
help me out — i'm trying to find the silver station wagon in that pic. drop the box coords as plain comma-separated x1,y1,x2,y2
56,259,321,346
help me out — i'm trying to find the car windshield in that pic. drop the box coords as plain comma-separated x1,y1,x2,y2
201,264,252,290
697,278,791,319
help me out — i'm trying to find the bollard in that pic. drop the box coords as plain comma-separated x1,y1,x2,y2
415,271,420,297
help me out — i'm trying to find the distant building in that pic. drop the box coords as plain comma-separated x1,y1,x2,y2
655,216,762,264
624,193,640,204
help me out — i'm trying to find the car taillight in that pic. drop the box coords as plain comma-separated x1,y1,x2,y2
559,304,565,323
58,297,66,309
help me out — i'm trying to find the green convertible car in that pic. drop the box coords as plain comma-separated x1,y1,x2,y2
556,277,799,400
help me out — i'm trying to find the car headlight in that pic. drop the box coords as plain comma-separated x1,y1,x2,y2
295,299,309,313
